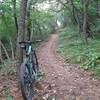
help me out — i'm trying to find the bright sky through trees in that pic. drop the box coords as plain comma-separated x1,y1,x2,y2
57,20,61,27
36,1,50,11
36,0,58,11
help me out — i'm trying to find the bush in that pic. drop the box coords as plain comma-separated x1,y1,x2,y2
58,27,100,78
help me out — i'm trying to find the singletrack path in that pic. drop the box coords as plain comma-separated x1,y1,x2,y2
37,34,100,100
1,34,100,100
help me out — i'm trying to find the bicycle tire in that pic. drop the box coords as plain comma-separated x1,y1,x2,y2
19,63,33,100
32,50,39,72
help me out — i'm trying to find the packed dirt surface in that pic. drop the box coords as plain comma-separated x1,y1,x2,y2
36,34,100,100
0,34,100,100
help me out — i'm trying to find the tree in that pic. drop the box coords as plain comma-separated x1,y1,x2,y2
82,0,89,44
27,0,32,40
16,0,28,67
12,0,18,33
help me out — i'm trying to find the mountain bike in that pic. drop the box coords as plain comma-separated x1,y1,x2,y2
19,41,40,100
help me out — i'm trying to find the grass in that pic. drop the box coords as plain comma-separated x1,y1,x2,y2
0,60,17,100
57,27,100,79
0,59,17,76
0,86,13,100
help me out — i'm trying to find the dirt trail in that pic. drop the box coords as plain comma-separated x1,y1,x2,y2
37,34,100,100
1,34,100,100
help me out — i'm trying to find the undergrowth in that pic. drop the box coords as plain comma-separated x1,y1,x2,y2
0,86,13,100
0,60,17,76
57,27,100,79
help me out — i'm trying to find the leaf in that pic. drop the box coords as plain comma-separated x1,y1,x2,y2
6,95,13,100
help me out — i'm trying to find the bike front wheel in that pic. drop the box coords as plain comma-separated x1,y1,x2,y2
19,63,33,100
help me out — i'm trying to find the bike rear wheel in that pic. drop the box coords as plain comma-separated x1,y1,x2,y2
32,50,39,72
19,63,33,100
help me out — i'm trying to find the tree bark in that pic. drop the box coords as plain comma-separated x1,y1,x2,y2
94,0,100,19
27,0,32,41
12,0,18,33
82,0,89,44
16,0,28,67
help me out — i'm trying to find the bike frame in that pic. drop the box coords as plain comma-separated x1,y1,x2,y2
24,42,35,80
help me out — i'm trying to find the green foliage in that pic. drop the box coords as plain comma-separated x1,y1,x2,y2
92,68,100,79
6,96,13,100
0,60,17,76
81,52,100,70
0,0,55,60
0,1,16,39
60,0,100,36
1,86,13,100
58,27,100,78
92,19,100,33
30,9,55,41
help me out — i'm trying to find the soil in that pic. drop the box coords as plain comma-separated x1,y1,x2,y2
36,34,100,100
0,34,100,100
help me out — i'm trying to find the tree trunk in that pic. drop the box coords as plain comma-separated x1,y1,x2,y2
82,0,89,44
27,0,32,41
70,0,77,24
94,0,100,19
12,0,18,33
16,0,28,67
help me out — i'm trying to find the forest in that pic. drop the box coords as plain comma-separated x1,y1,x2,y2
0,0,100,100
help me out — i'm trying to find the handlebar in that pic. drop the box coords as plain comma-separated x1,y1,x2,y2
19,40,42,49
19,40,42,44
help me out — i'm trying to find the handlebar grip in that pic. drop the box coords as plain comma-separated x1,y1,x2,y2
35,40,42,42
19,41,26,44
18,40,42,44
